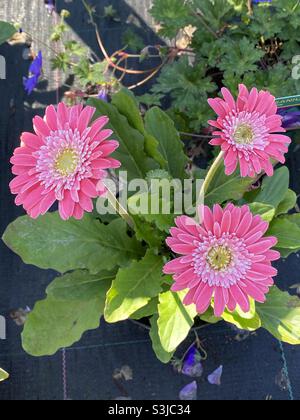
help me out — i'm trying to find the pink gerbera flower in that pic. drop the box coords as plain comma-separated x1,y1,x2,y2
208,85,291,177
163,204,280,317
10,103,120,220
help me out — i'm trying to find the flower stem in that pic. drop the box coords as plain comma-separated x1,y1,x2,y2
106,188,135,229
199,151,224,201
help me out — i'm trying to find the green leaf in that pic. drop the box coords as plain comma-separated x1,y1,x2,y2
257,286,300,345
205,162,253,207
248,202,276,222
131,298,158,320
0,368,9,382
2,213,143,274
47,270,117,300
128,192,175,233
275,189,297,216
112,90,166,168
255,167,289,208
267,216,300,251
199,307,220,324
0,21,16,45
158,290,197,353
104,250,164,323
22,272,112,356
150,0,189,38
145,107,188,180
131,215,165,249
150,315,174,363
221,300,261,331
88,98,158,180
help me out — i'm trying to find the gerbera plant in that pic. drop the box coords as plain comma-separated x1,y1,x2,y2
3,87,300,362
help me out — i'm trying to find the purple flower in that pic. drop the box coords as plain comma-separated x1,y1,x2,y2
208,365,223,386
44,0,55,14
23,75,40,95
97,86,108,102
179,381,197,401
278,109,300,131
182,346,203,378
23,51,43,95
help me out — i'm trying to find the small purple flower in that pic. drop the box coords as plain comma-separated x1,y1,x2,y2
44,0,55,14
23,75,40,95
179,381,197,401
23,51,43,95
97,86,109,102
182,346,203,378
278,109,300,131
208,365,223,386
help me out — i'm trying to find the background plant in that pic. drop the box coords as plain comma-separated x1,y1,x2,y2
144,0,300,134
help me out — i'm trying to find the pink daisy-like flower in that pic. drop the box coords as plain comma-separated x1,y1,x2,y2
10,103,120,220
163,204,280,317
208,84,291,177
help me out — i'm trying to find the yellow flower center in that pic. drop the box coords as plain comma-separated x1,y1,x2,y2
234,124,254,145
207,246,232,271
55,148,79,176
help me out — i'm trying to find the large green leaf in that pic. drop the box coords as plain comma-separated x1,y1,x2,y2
267,216,300,251
145,107,188,180
47,270,116,300
205,162,253,207
22,272,112,356
0,368,9,382
257,286,300,345
3,213,143,274
150,315,174,363
88,98,158,180
112,90,166,168
158,290,197,353
104,250,164,323
0,21,16,45
255,167,289,208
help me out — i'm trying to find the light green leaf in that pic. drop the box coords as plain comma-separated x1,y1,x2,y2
3,213,143,274
104,250,164,323
221,300,261,331
275,189,297,216
255,167,289,208
0,368,9,382
88,98,158,180
47,270,117,300
257,286,300,345
0,21,16,45
158,290,197,353
205,162,253,207
267,216,300,251
145,107,188,180
248,202,275,222
150,315,174,364
112,90,166,168
130,298,158,320
22,273,111,356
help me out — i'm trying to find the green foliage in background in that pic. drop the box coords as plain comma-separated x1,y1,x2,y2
145,0,300,132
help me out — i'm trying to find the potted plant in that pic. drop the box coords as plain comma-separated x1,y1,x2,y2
3,86,300,363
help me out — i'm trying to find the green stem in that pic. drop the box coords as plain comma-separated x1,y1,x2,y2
199,151,224,201
106,188,135,229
